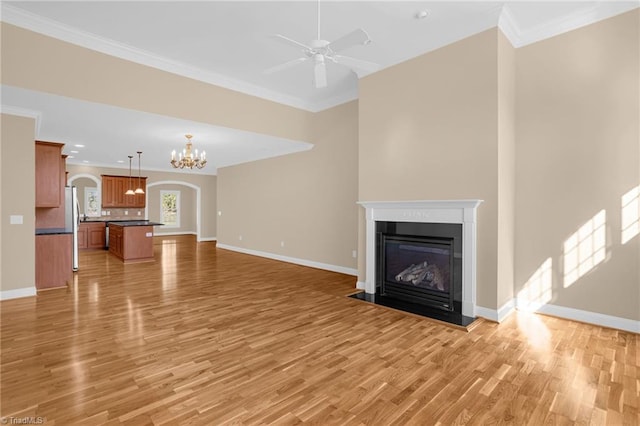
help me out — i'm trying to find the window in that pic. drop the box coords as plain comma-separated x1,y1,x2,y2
85,187,100,217
160,190,180,228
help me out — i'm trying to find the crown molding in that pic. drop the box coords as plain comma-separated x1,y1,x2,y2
3,3,638,113
497,4,522,47
66,159,218,176
499,2,639,48
0,104,42,136
0,4,322,112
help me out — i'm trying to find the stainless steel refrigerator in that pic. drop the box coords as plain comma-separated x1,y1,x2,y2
65,186,80,271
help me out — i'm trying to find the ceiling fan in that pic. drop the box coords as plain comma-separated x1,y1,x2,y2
264,1,380,88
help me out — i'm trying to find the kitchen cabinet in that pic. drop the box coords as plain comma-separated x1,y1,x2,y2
101,175,147,208
79,222,106,250
133,178,147,208
108,223,157,263
108,224,123,258
36,234,72,289
35,141,64,208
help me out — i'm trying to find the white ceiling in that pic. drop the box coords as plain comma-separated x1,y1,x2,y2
2,1,638,175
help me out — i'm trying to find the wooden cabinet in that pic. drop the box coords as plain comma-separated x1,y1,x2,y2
108,224,123,258
108,224,154,263
36,234,72,289
35,142,64,207
101,175,147,208
133,178,147,208
77,225,87,249
79,222,106,250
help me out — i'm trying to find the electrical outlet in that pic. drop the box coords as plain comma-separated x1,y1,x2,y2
124,210,128,215
218,211,222,216
280,241,285,247
137,211,141,216
239,235,243,241
352,250,357,258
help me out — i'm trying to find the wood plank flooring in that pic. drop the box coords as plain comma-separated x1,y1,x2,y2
1,235,638,425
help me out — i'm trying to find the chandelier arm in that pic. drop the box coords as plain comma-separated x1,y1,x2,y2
170,133,207,170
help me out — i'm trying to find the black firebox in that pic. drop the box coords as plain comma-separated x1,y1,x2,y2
376,221,463,313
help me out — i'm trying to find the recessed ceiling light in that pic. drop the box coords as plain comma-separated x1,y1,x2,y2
70,150,79,154
117,160,124,163
74,144,85,148
82,160,89,163
68,155,75,159
415,10,429,20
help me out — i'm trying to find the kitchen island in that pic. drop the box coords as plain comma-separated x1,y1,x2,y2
107,221,163,263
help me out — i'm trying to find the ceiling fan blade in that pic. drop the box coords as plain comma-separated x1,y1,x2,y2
270,34,312,51
333,55,380,73
264,57,309,74
327,28,371,53
314,60,327,88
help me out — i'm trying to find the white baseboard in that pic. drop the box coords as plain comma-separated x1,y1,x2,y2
216,244,357,276
154,232,217,243
476,298,516,323
1,286,37,301
532,303,640,334
476,298,638,333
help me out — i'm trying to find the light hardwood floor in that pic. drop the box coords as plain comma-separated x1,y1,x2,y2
1,236,638,425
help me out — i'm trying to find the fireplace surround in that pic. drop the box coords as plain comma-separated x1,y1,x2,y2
358,200,483,319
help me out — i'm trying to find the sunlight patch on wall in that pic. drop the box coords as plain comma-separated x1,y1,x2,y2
517,258,552,312
621,186,639,244
563,210,606,288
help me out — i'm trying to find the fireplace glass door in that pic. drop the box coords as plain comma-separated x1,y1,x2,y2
380,235,454,311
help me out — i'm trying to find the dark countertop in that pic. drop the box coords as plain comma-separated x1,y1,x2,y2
80,219,164,226
36,228,72,235
81,219,142,223
107,221,164,227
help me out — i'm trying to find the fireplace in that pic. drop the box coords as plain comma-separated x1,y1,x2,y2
378,221,462,312
358,200,482,322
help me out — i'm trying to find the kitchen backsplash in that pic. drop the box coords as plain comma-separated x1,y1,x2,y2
89,208,146,221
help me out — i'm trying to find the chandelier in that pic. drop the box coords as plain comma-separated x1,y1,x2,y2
170,134,207,169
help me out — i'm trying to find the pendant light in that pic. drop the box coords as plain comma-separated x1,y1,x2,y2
134,151,145,194
125,155,135,195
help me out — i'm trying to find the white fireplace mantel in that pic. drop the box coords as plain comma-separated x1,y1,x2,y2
358,200,483,318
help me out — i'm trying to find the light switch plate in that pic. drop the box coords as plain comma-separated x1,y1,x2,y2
9,215,23,225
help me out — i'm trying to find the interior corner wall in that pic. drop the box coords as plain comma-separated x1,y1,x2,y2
497,31,517,310
217,101,359,272
358,29,501,311
514,9,640,321
1,113,36,293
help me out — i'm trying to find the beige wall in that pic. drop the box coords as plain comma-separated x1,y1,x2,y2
1,114,36,293
67,165,217,239
497,32,517,308
217,101,359,270
358,29,503,310
2,10,638,324
73,177,98,216
147,184,197,235
1,23,313,143
515,10,640,321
